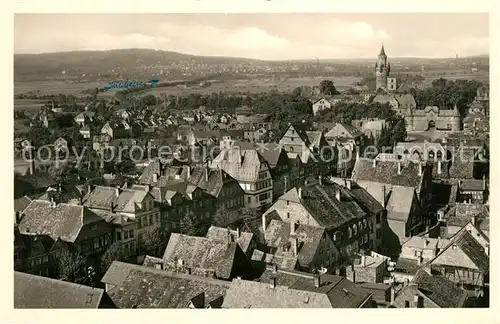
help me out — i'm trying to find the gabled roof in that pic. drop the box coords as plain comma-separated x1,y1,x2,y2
264,220,327,268
15,272,105,308
206,226,254,253
211,148,267,183
385,186,417,222
14,195,32,214
432,231,489,272
325,123,363,139
101,261,230,308
18,200,101,243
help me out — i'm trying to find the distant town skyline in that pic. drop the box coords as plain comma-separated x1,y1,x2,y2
14,13,489,60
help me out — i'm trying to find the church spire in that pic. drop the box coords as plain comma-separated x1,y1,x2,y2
379,43,386,57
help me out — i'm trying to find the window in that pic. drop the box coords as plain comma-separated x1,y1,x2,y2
404,301,410,308
376,228,382,239
247,196,251,204
291,137,294,142
116,232,122,241
124,231,129,239
286,200,289,206
287,212,290,219
155,213,160,223
129,229,134,238
348,228,352,238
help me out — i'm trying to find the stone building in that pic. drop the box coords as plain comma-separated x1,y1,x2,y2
405,105,461,132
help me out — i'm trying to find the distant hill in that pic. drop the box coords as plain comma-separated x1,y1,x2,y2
14,48,489,82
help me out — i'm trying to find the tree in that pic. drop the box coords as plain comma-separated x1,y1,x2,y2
180,211,209,236
101,242,125,273
142,226,170,257
58,249,88,284
319,80,339,96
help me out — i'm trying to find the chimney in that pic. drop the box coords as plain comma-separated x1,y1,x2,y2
115,187,120,197
335,187,341,201
152,173,158,183
485,245,489,256
345,179,352,190
397,161,402,175
291,237,298,256
298,187,302,199
314,275,321,288
437,161,442,175
356,150,360,161
390,285,395,305
262,213,267,239
51,197,56,208
471,215,477,226
318,175,322,185
270,277,276,289
361,255,366,267
205,167,209,181
186,166,191,178
417,256,423,265
419,163,423,176
372,159,377,168
236,227,240,240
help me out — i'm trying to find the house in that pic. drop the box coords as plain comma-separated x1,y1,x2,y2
458,179,487,203
312,98,332,116
221,269,373,308
161,233,253,280
101,261,230,308
92,134,112,151
83,185,161,256
351,118,387,138
324,123,363,149
278,123,337,184
346,253,390,284
53,137,69,152
15,272,115,308
429,230,489,291
255,142,291,200
351,158,433,249
206,226,256,258
371,93,417,115
101,122,114,138
393,269,468,308
17,200,114,275
80,125,91,139
74,112,86,126
211,148,273,211
262,219,338,272
187,167,245,226
14,172,57,199
262,179,374,263
116,108,131,121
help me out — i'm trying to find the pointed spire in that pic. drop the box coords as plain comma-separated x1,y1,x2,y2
379,43,386,57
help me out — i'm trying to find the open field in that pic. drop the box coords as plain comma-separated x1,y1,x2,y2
137,76,362,96
14,81,104,96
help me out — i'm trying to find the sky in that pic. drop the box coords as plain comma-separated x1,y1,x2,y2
14,13,489,60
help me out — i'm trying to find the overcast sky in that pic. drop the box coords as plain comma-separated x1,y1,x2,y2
14,13,488,60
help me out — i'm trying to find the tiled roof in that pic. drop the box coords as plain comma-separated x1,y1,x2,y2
264,220,325,268
352,158,424,188
113,189,149,213
83,186,151,213
393,258,421,275
206,226,254,254
162,233,240,280
257,269,371,308
444,203,489,232
459,179,486,191
255,143,286,168
15,272,105,308
18,200,101,243
82,186,118,210
403,237,450,250
251,249,298,270
222,278,332,308
330,178,384,215
101,262,230,308
449,231,489,272
295,183,367,229
14,196,32,214
210,148,267,183
411,269,468,308
394,94,416,108
16,172,57,190
187,167,229,198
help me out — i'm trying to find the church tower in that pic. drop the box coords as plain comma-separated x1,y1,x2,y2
375,44,390,90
